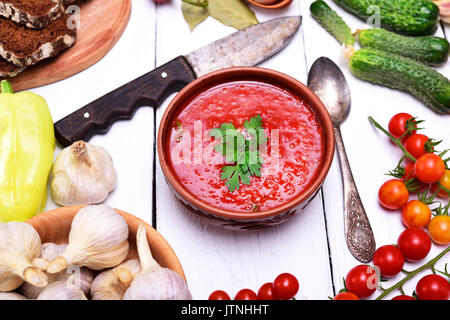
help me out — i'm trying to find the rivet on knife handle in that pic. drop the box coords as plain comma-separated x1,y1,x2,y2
54,56,196,147
334,125,376,263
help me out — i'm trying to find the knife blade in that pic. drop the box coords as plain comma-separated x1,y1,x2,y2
54,16,302,147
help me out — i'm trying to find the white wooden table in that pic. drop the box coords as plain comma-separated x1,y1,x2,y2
38,0,449,300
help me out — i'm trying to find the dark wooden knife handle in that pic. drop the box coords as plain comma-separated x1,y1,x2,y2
54,56,196,147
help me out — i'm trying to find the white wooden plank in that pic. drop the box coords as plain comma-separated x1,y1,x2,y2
301,0,450,299
38,0,157,223
154,0,334,300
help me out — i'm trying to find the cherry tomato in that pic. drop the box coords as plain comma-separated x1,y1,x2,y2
235,289,258,300
208,290,231,300
345,265,378,298
378,179,409,210
257,283,277,300
373,245,405,277
416,274,450,300
404,134,430,159
428,215,450,245
401,200,431,228
431,169,450,199
414,153,446,184
388,113,416,142
333,292,360,300
391,295,415,300
397,228,432,261
273,273,299,300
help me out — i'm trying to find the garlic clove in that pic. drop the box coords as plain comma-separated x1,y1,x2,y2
122,224,192,300
51,141,118,206
47,205,129,273
37,280,87,300
90,259,141,300
0,292,28,300
135,224,160,273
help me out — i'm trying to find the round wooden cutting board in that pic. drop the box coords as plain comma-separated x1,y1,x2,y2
8,0,131,92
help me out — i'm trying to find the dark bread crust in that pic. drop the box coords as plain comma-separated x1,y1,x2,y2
0,0,77,29
0,56,25,77
0,14,76,67
0,0,64,29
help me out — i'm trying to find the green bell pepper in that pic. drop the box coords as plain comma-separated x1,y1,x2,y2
0,80,55,222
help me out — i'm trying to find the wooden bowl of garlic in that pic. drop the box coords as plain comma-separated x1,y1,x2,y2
0,205,190,300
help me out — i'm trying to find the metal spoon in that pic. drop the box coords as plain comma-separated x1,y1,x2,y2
308,57,376,263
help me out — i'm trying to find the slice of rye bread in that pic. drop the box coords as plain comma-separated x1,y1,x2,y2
0,0,65,29
0,14,76,67
0,56,25,77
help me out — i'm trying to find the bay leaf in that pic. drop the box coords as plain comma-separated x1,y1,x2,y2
207,0,259,30
182,2,210,31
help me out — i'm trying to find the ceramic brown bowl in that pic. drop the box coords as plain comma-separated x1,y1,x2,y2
158,67,335,230
26,206,185,279
246,0,293,10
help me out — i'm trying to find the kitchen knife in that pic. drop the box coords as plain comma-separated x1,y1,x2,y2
54,16,302,147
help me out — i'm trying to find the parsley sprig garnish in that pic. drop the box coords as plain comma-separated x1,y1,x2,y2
209,114,267,192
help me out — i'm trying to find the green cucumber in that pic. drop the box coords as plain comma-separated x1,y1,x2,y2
310,0,355,46
349,48,450,114
358,29,449,66
333,0,439,36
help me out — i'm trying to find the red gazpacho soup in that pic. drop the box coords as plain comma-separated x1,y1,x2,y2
167,81,325,213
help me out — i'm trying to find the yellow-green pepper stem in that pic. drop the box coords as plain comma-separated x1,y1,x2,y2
1,80,13,93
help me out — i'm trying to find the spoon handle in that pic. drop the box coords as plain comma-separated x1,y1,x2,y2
333,125,376,263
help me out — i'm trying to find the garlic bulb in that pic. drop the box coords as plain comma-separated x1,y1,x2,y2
90,259,141,300
0,222,48,291
123,224,192,300
51,141,118,206
37,281,87,300
47,205,129,273
0,292,27,300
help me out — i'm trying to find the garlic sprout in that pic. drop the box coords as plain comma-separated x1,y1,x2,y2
0,292,27,300
37,281,87,300
123,224,192,300
0,222,48,291
47,205,129,273
90,259,141,300
51,141,118,206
